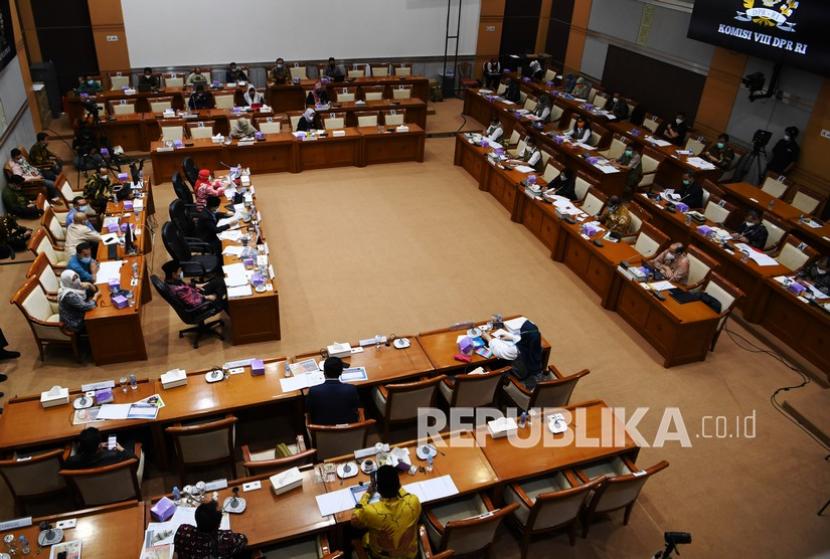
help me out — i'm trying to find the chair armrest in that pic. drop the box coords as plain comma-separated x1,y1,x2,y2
424,509,445,534
242,447,316,471
547,364,565,379
509,482,536,509
504,374,532,396
562,469,583,487
166,414,237,434
377,384,389,399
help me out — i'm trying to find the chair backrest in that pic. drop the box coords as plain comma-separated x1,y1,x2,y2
514,138,528,155
172,172,194,205
166,416,237,466
549,103,564,123
603,136,627,160
594,91,609,108
364,87,385,101
775,237,812,271
357,112,379,127
541,163,561,184
258,120,282,134
0,449,66,500
574,174,593,202
241,446,317,477
562,116,576,133
447,369,504,407
394,65,411,77
214,93,235,109
543,69,557,82
324,113,346,130
589,461,668,514
150,97,174,112
760,215,787,251
685,135,707,155
627,205,645,237
633,222,669,258
643,114,661,132
518,90,528,104
790,188,821,215
109,74,129,90
28,228,66,268
187,120,216,139
686,245,716,287
383,376,444,422
371,64,389,77
42,208,66,242
761,174,790,198
392,86,412,99
383,110,405,126
523,97,538,112
161,221,193,262
336,88,356,103
507,129,520,147
28,252,60,295
348,67,365,79
640,153,660,174
60,458,141,506
703,272,743,329
539,150,553,168
290,65,307,80
110,101,135,115
307,414,376,461
12,276,68,344
530,369,590,408
703,198,733,224
581,191,605,217
441,503,518,554
60,177,80,202
165,75,184,88
161,124,185,143
527,477,600,531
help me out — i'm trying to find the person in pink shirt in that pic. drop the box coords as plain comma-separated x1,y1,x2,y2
162,261,226,310
193,168,225,212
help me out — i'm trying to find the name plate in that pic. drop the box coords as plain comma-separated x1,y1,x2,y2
0,517,32,531
156,146,174,153
81,380,115,392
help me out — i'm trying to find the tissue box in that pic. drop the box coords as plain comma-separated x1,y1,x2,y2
787,282,806,296
117,172,129,182
251,359,265,376
269,466,303,495
697,225,713,236
151,497,176,522
327,342,352,358
487,417,518,439
94,388,114,405
457,336,474,354
675,202,689,213
108,278,121,291
123,200,133,211
40,386,69,408
332,130,346,137
395,125,410,133
107,222,119,233
160,368,187,389
112,294,129,309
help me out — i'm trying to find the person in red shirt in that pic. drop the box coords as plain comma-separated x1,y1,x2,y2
194,168,225,212
162,261,227,310
173,501,248,559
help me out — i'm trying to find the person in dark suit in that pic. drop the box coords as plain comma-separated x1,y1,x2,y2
137,67,160,91
225,62,248,83
677,171,703,209
188,83,215,110
731,210,768,250
662,112,689,146
306,357,361,425
502,77,521,104
63,427,134,469
195,195,232,253
544,168,577,201
604,92,629,120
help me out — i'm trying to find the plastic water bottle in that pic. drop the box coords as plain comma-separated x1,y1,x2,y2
19,535,30,554
426,455,434,473
172,486,181,501
129,373,138,390
519,411,528,428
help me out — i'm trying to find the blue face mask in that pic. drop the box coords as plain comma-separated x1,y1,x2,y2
80,256,92,264
683,179,691,186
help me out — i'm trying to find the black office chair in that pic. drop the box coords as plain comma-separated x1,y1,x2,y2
161,222,220,278
182,157,199,188
151,275,224,348
169,200,216,255
173,172,195,206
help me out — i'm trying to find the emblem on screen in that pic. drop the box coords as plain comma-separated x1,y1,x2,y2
735,0,799,32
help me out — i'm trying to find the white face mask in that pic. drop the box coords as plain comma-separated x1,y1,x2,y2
675,118,683,124
784,135,791,142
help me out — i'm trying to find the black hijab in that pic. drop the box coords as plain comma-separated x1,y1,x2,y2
516,320,543,377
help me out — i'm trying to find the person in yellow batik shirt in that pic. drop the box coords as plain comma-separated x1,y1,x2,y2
352,465,421,559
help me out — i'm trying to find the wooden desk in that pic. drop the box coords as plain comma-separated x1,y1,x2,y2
267,76,430,112
0,502,145,559
293,337,434,388
475,400,639,484
97,196,152,260
328,98,427,129
359,125,425,165
722,182,802,222
296,129,363,170
99,113,147,151
322,431,498,523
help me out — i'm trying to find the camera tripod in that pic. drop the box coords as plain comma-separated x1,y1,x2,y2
735,144,768,184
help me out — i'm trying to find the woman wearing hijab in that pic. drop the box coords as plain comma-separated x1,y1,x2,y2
571,77,591,99
306,82,330,106
58,269,99,334
243,85,264,106
483,318,545,389
194,169,225,212
229,117,256,139
296,108,322,132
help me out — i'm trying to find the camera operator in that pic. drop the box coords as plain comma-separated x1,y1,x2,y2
766,126,800,176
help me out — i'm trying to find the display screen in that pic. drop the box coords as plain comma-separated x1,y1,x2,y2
687,0,829,76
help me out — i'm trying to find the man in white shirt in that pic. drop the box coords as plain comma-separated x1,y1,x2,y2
509,137,541,169
484,118,503,143
65,212,101,256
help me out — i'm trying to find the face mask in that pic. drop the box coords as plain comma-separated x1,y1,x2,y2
744,221,754,228
80,256,92,264
683,179,691,186
624,149,632,156
817,267,827,275
178,271,185,281
676,118,683,124
87,80,94,85
613,97,619,102
716,142,725,149
79,205,91,213
277,63,284,68
784,135,791,141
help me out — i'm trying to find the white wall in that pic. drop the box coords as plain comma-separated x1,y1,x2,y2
0,55,36,214
121,0,481,68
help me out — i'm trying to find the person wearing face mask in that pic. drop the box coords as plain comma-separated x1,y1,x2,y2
8,148,60,201
677,171,703,209
2,175,41,219
483,57,501,90
647,242,689,284
306,81,330,107
767,126,800,175
502,76,521,104
509,136,542,170
604,92,629,120
137,67,160,91
616,145,642,193
186,67,208,87
797,256,830,296
662,112,689,146
76,75,101,94
269,57,289,84
544,167,577,200
571,76,591,100
67,242,99,284
567,116,592,144
296,108,322,132
65,212,101,256
229,117,256,139
598,195,632,238
731,210,768,250
58,269,99,334
66,196,97,227
484,117,503,143
242,85,264,107
225,62,248,83
162,260,227,311
324,57,344,81
703,134,735,171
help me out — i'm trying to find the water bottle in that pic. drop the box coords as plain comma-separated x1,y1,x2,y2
519,411,528,428
19,535,30,554
129,373,138,390
426,455,434,473
684,213,691,226
132,262,139,280
172,486,181,501
767,199,775,209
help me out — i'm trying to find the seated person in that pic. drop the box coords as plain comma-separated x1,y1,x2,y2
67,241,99,284
1,175,41,219
731,210,768,250
532,94,552,123
188,83,215,110
137,67,160,91
484,117,503,143
269,57,289,83
306,357,361,425
174,500,248,559
616,145,642,193
604,92,629,120
65,211,101,256
508,136,541,170
598,195,632,238
483,318,545,389
162,260,227,311
527,58,543,80
64,427,134,469
647,242,689,284
186,67,208,87
66,196,97,226
562,73,577,94
703,134,735,170
229,117,256,139
544,167,577,200
83,167,115,215
502,77,521,104
352,465,421,559
324,57,344,81
483,57,501,90
571,76,591,99
296,108,323,132
195,195,233,253
567,116,592,144
677,171,703,209
58,269,99,334
8,148,60,201
0,214,32,259
797,256,830,296
29,132,63,180
76,75,102,94
662,112,689,146
194,169,226,212
225,62,248,83
306,82,330,106
242,85,264,106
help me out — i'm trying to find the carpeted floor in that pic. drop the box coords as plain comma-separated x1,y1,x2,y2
0,111,828,557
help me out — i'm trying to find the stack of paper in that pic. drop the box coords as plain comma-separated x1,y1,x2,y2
734,244,779,266
288,359,319,376
227,285,253,298
96,260,124,284
222,245,244,257
223,263,248,287
279,371,325,392
218,230,244,242
645,136,672,147
686,157,716,170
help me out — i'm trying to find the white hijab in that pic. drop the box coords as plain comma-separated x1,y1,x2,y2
303,108,315,122
59,269,86,302
244,86,260,105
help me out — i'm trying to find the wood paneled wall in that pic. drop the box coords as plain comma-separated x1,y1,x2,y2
8,0,40,130
88,0,130,72
474,0,506,78
695,48,748,139
792,79,830,196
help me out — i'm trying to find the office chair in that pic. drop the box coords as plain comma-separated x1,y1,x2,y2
182,157,199,188
151,275,224,348
161,222,221,278
168,200,215,254
172,172,195,205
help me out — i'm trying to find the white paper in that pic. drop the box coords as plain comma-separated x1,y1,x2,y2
339,367,368,383
96,260,124,284
645,136,671,147
504,317,528,332
222,245,244,257
96,403,132,420
223,263,248,287
227,285,253,298
403,475,459,504
218,230,244,242
735,243,779,266
279,371,325,392
316,486,358,516
686,156,716,170
513,165,534,173
647,281,675,292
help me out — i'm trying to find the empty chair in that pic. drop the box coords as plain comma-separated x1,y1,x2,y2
149,96,174,112
161,221,221,277
172,172,195,206
241,444,316,476
27,252,61,298
164,75,184,88
371,64,389,77
685,245,718,290
28,228,68,269
323,112,346,130
502,366,590,411
508,137,527,158
306,408,376,461
761,174,791,198
372,376,445,440
504,472,602,557
774,236,815,271
58,175,84,205
160,124,185,143
335,87,356,102
290,65,308,80
523,96,538,113
543,68,557,82
539,150,553,169
580,188,606,216
760,214,787,252
790,186,824,215
348,65,366,79
685,135,707,155
394,64,412,77
638,153,660,190
262,535,342,559
109,73,129,90
392,86,412,99
541,162,562,184
593,91,609,108
424,493,518,556
573,173,594,202
631,222,669,257
548,103,564,125
439,367,504,408
110,100,136,115
598,134,628,161
0,449,68,515
41,207,66,243
151,274,224,348
60,442,144,506
257,119,282,134
363,86,385,101
165,415,237,486
505,128,521,148
642,114,661,133
187,120,216,140
356,111,379,127
214,93,235,109
574,457,669,538
701,272,744,350
702,196,736,225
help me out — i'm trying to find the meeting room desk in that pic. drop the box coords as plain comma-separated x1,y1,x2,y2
474,400,639,484
267,76,430,112
328,98,427,129
322,430,499,524
96,196,153,260
293,337,434,388
295,128,364,170
0,502,145,559
417,316,552,375
357,125,426,165
98,112,148,152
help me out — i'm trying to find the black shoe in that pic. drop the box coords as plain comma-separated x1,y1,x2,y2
0,349,20,360
0,374,6,382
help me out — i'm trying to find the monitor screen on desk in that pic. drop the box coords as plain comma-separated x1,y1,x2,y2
687,0,830,76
